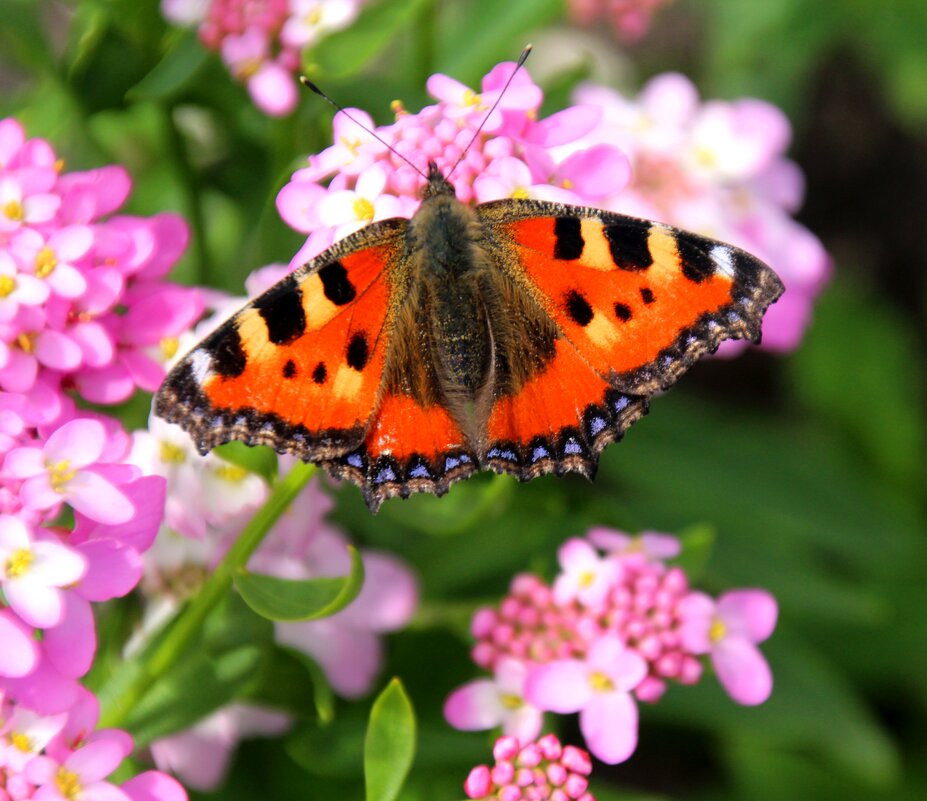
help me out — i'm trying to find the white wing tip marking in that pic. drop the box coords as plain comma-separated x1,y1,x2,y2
710,244,736,278
190,349,213,385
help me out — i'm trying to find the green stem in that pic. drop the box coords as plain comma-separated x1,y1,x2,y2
99,462,318,728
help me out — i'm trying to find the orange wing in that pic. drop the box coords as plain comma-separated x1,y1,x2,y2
477,202,783,479
154,219,407,461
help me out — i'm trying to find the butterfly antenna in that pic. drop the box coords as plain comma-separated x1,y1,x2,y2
446,44,533,181
300,76,428,180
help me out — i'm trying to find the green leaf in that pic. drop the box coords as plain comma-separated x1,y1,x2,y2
234,545,365,621
126,29,209,102
308,0,433,79
214,440,278,483
365,679,416,801
112,594,273,747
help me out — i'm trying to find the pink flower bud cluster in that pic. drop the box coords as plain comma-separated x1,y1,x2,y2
160,0,367,116
569,73,831,353
275,61,632,266
568,0,674,41
0,118,202,428
445,529,777,765
464,734,595,801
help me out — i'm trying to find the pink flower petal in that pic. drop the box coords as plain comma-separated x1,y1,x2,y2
67,737,128,783
75,539,142,601
248,62,298,117
444,679,505,730
0,608,39,676
712,637,773,705
66,470,135,525
74,363,135,404
717,589,778,642
19,475,63,512
44,593,96,676
80,783,131,801
122,772,188,801
5,575,65,628
30,539,87,586
3,446,45,477
579,691,638,764
35,330,83,371
2,653,81,713
525,660,591,713
45,418,106,467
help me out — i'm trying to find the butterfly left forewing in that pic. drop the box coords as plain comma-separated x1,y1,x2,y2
155,220,407,461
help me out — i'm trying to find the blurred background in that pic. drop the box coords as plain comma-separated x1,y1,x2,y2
1,1,924,799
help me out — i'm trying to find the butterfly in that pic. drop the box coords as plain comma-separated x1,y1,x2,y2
154,159,784,511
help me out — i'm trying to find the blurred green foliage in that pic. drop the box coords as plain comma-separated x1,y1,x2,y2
2,0,924,799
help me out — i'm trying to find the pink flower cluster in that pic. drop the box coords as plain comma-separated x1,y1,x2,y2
160,0,367,116
0,117,193,801
568,0,674,41
444,529,777,765
276,61,632,266
569,74,831,353
464,734,595,801
0,417,186,801
0,118,201,425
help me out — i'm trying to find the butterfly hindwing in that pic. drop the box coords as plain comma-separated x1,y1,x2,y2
155,219,407,461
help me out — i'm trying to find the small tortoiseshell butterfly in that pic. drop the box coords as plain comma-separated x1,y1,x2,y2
155,158,783,511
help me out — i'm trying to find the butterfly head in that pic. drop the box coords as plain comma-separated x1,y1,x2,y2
421,161,456,201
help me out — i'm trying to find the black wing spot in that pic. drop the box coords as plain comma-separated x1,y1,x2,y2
640,287,655,304
282,359,297,379
675,232,717,283
312,361,327,384
614,302,632,322
346,332,369,371
318,261,357,305
604,219,653,271
553,217,584,260
254,275,306,345
208,327,247,378
565,290,594,327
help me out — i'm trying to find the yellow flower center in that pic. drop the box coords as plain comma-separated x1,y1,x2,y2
390,99,406,117
500,693,523,710
510,187,529,200
0,274,16,297
462,89,482,108
49,459,77,491
353,197,374,222
304,7,323,25
238,58,261,79
16,332,36,353
55,159,66,173
694,145,718,169
560,178,574,190
35,246,58,278
159,441,187,465
6,547,34,578
709,619,727,643
578,570,596,588
55,767,82,801
588,671,615,693
160,336,179,360
215,463,249,483
339,136,362,157
11,731,32,752
3,200,24,222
